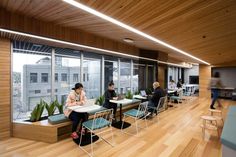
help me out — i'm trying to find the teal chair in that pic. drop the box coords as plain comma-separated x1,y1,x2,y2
121,102,148,135
148,96,166,123
79,109,114,157
170,89,183,104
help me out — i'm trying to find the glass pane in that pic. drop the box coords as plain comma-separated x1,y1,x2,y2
120,62,131,94
148,66,154,88
133,64,139,93
139,65,146,90
12,52,51,120
83,58,101,99
55,55,80,104
104,60,118,93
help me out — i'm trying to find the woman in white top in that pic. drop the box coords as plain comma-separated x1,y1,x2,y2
64,83,88,139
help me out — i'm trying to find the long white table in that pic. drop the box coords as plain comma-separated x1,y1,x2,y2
68,105,106,114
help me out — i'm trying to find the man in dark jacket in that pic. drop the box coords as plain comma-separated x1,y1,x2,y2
148,82,165,114
103,81,118,120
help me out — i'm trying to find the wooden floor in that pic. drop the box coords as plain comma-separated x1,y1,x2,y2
0,97,234,157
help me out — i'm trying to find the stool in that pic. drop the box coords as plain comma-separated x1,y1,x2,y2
201,115,219,139
209,109,224,125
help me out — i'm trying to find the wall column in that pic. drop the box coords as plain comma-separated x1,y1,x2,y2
0,38,11,139
199,64,211,98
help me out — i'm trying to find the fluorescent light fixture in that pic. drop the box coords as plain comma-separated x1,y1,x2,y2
123,38,134,43
63,0,210,65
0,28,190,68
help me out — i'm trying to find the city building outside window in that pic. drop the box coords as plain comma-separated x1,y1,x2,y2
30,73,37,83
41,73,48,83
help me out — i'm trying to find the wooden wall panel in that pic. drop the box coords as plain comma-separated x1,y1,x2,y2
158,65,167,89
199,65,211,98
0,8,139,57
0,37,11,139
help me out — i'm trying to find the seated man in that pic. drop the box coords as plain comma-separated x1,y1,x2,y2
103,81,118,121
148,82,165,115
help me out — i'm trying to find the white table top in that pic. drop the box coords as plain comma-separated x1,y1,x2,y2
110,98,133,104
168,90,176,94
133,95,147,100
183,84,199,87
68,105,102,113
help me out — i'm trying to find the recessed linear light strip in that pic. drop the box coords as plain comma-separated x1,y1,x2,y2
0,28,189,68
63,0,210,65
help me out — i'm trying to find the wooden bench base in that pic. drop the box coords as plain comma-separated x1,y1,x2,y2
13,120,72,143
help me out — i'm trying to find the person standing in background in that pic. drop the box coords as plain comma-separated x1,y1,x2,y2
209,72,223,109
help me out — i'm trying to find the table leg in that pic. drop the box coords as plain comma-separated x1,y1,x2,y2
112,104,131,129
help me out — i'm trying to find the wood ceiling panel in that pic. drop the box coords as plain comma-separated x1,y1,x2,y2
0,0,236,65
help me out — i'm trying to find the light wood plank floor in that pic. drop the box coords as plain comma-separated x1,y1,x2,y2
0,97,234,157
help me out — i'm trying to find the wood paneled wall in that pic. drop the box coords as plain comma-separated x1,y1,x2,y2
0,8,139,56
199,65,211,98
0,37,11,139
158,65,167,89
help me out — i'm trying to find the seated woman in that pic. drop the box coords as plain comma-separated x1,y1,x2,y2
64,83,88,139
103,81,118,121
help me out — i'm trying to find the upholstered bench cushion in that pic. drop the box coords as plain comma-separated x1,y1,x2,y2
221,106,236,150
48,114,69,124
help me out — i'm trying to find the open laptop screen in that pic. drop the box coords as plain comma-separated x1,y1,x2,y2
140,90,147,96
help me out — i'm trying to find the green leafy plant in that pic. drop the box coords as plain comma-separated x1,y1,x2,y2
145,88,153,95
56,99,64,114
95,95,105,106
45,100,56,116
30,99,45,122
134,90,140,95
125,90,133,99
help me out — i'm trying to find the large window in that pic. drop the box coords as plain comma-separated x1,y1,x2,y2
30,73,37,83
120,61,131,94
104,60,118,93
83,57,101,99
12,40,158,121
55,49,81,104
41,73,48,83
12,42,52,120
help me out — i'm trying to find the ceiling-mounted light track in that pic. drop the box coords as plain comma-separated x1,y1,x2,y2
63,0,210,65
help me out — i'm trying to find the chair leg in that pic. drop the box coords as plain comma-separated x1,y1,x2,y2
110,127,115,146
121,115,126,131
90,131,94,157
135,118,139,134
79,126,83,146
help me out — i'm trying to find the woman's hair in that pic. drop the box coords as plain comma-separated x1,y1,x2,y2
72,83,83,90
108,80,114,86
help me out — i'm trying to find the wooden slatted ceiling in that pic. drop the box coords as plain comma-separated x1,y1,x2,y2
0,0,236,64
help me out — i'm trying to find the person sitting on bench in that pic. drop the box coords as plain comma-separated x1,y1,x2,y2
64,83,88,139
103,81,118,122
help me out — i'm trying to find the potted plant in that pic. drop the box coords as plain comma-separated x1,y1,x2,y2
55,99,64,114
125,90,133,99
45,100,56,116
95,95,105,106
30,99,45,122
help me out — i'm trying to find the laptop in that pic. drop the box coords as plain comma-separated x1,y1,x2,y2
140,90,147,97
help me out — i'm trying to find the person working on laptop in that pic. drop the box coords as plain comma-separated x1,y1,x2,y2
148,82,165,115
103,81,118,121
64,83,88,139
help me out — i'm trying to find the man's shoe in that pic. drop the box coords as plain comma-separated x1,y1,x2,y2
210,106,216,109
